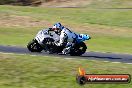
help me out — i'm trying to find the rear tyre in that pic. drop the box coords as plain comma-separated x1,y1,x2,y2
27,39,43,52
70,42,87,56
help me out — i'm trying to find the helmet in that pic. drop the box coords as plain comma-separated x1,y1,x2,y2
78,34,90,40
52,22,64,34
52,22,64,30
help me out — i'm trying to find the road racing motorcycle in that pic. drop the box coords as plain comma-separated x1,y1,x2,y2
27,29,89,56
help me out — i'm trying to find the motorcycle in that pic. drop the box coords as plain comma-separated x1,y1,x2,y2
27,29,59,52
27,29,88,56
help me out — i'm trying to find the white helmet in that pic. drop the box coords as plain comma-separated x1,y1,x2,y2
52,22,64,30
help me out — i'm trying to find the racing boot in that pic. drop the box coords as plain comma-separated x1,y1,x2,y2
62,47,71,55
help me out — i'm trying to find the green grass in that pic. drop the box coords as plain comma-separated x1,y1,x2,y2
87,0,132,8
0,5,132,28
0,5,132,54
0,3,132,88
88,36,132,53
0,27,39,46
0,53,132,88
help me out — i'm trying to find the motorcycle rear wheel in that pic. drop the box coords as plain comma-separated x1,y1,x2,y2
70,42,87,56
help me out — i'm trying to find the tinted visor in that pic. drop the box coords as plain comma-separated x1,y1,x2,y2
52,28,60,30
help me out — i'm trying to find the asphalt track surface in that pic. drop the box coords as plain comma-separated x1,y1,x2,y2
0,45,132,63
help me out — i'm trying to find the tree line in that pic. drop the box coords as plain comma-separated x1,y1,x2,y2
0,0,53,6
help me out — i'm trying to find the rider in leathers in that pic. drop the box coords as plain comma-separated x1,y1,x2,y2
52,22,91,54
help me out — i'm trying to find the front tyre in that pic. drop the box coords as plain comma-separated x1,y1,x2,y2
70,42,87,56
27,39,43,52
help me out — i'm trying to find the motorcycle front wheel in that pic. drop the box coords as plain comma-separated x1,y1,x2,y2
27,39,43,52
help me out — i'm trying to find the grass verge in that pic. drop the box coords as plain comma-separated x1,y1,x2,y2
0,53,132,88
